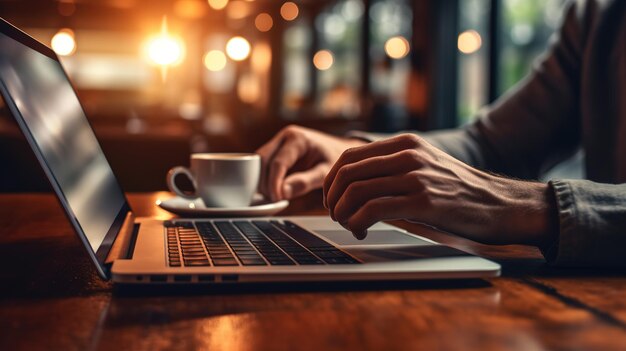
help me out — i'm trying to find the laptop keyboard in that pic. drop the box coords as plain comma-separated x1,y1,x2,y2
165,220,360,267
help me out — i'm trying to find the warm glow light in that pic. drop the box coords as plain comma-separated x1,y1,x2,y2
51,29,76,56
204,50,227,71
226,36,251,61
458,30,482,54
280,2,299,21
226,1,250,19
255,13,273,32
208,0,228,10
174,0,207,19
384,36,410,59
145,17,185,66
147,36,184,66
237,73,261,104
251,42,272,73
313,50,334,70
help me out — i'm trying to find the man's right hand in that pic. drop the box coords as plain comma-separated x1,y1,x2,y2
256,125,366,202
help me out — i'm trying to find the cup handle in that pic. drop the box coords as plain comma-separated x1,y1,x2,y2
166,166,198,199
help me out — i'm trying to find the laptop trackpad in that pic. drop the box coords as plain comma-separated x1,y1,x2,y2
316,230,433,246
347,245,470,263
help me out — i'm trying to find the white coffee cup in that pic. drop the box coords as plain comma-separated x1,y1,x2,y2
166,153,261,208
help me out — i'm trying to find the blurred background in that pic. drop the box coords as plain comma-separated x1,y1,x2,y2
0,0,571,192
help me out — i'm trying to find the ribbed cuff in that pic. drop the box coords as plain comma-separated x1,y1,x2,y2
548,179,582,266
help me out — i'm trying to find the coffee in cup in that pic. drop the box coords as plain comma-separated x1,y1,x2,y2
166,153,260,208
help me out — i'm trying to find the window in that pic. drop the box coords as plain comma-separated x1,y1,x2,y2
281,0,414,126
498,0,570,94
457,0,571,124
456,0,490,125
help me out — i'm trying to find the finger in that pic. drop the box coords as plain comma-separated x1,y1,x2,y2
256,131,289,197
343,196,411,240
323,134,422,207
326,150,421,219
267,134,307,201
333,172,421,225
282,162,330,200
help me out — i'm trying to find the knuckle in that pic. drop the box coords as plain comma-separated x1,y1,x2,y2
343,181,361,203
282,124,301,138
341,147,356,160
405,170,423,187
399,148,422,165
336,165,353,181
398,133,422,148
342,144,365,159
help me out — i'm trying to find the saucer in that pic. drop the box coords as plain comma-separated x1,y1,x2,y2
157,194,289,217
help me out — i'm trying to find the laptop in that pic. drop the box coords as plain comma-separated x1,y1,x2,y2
0,18,500,284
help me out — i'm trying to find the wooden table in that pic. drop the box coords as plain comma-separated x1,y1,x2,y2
0,192,625,350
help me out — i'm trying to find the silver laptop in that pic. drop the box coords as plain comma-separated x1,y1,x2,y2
0,18,500,284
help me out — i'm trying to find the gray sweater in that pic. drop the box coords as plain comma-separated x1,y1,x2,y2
355,0,626,267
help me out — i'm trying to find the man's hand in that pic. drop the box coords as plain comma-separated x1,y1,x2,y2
256,125,366,202
322,134,558,249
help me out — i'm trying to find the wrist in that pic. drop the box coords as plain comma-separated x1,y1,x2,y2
494,178,559,249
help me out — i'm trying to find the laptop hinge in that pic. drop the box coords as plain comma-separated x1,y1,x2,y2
105,211,136,264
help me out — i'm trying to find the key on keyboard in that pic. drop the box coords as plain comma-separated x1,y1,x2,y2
269,221,360,264
212,221,267,266
247,221,324,265
166,222,211,267
196,222,240,266
226,221,295,265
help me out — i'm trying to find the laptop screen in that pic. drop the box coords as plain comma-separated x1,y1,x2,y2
0,25,127,273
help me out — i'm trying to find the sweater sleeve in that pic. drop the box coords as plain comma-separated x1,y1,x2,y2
548,180,626,267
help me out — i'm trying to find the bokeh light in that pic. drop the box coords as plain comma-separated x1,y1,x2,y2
458,30,482,54
146,35,185,66
227,1,250,19
145,17,185,67
384,36,410,59
51,29,76,56
280,2,299,21
251,42,272,73
313,50,334,70
226,36,251,61
208,0,228,10
237,73,261,104
255,13,273,32
203,50,227,71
